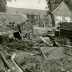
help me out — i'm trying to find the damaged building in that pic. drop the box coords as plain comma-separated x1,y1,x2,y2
0,13,28,41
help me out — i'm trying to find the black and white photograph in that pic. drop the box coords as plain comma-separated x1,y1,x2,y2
0,0,72,72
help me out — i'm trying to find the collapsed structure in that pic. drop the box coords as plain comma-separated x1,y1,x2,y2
0,0,72,72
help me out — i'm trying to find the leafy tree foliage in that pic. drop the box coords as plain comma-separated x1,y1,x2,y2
0,0,7,12
0,0,16,12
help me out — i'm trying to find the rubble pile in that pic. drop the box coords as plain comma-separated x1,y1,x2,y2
0,13,72,72
14,51,43,72
0,27,72,72
0,28,72,72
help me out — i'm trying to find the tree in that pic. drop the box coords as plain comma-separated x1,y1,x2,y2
0,0,17,12
0,0,7,12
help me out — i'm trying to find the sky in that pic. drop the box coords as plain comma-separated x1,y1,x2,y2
7,0,48,10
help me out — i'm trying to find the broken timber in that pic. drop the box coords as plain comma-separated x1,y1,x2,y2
0,46,24,72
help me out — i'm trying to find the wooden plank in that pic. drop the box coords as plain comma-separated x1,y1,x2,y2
0,51,14,70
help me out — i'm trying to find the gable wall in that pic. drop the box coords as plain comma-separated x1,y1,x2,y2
53,2,72,23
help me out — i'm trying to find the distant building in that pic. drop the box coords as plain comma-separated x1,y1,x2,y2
7,0,48,16
53,1,72,40
52,1,72,24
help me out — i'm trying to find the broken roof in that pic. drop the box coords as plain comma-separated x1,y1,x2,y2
0,13,27,26
0,23,17,35
0,13,22,35
53,1,72,22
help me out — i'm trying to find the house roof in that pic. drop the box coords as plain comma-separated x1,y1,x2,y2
7,7,47,15
52,1,72,14
0,13,27,35
0,21,17,35
0,13,27,26
52,1,72,22
0,24,10,32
